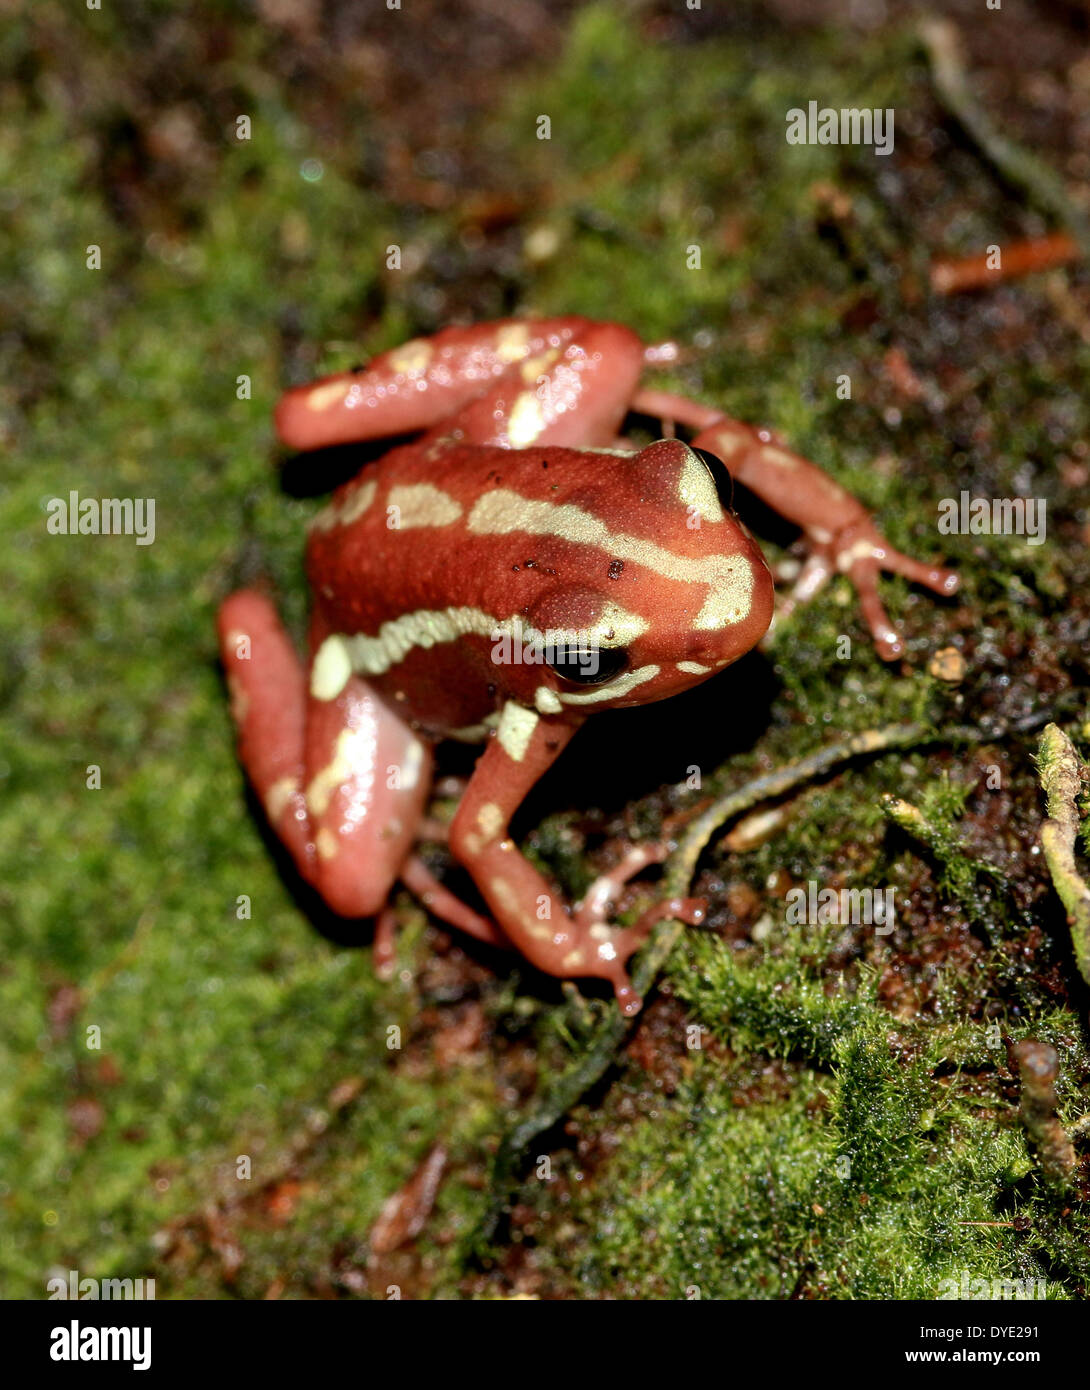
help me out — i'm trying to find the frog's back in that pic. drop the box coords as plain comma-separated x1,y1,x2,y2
307,442,635,638
304,444,626,732
304,437,773,736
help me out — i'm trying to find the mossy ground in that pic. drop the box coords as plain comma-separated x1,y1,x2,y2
2,0,1088,1299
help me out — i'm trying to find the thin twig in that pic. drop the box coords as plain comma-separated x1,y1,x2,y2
1036,723,1090,987
919,18,1090,259
1015,1040,1077,1187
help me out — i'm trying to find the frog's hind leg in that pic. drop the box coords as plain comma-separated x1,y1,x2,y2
400,856,505,945
276,316,601,452
220,590,509,961
414,319,647,451
218,589,314,872
303,676,506,945
218,589,423,917
373,856,510,979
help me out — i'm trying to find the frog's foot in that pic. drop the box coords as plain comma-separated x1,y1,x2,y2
374,855,511,980
791,517,959,660
372,907,401,981
765,549,834,632
599,896,707,1013
572,842,706,1015
573,842,670,928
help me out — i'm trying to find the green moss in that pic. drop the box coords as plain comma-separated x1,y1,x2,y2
0,8,492,1298
532,1048,1067,1299
675,928,873,1068
894,776,1008,910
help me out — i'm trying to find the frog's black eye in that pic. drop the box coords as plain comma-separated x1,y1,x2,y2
692,446,734,511
548,646,629,686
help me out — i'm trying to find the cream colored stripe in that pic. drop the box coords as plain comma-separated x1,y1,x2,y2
534,685,563,714
305,726,376,817
311,634,353,700
467,489,753,629
557,664,659,704
389,339,432,374
678,452,724,523
310,478,377,533
507,391,545,447
495,323,530,362
497,701,539,761
306,380,351,412
387,484,462,528
265,775,299,823
325,603,647,682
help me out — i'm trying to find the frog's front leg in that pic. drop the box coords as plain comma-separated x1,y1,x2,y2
450,704,693,1015
633,390,958,660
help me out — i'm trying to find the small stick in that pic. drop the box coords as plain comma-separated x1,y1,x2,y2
931,233,1080,295
920,20,1090,255
1014,1040,1077,1186
1036,723,1090,988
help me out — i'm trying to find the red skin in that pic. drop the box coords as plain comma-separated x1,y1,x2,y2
219,316,957,1013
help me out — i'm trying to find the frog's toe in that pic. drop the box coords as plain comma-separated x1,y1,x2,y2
574,842,668,930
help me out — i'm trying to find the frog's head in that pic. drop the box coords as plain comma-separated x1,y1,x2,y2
509,438,775,716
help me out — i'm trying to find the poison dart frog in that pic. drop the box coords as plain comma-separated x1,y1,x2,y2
218,316,957,1014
